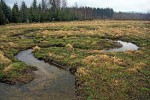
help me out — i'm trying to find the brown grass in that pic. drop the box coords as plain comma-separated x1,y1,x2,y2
3,64,14,74
0,51,11,65
33,46,41,52
127,62,147,72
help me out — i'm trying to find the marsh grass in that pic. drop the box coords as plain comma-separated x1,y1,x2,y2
0,20,149,99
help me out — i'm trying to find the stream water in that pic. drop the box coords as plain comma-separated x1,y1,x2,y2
0,40,139,100
0,49,76,100
107,40,139,52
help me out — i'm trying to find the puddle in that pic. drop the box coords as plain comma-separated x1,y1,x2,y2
15,35,35,39
0,49,76,100
107,40,139,52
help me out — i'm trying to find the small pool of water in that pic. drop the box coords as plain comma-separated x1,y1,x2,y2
0,49,76,100
107,40,139,52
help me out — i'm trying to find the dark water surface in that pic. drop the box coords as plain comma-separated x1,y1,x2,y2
0,49,76,100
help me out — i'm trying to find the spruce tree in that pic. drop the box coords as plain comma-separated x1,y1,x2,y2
49,0,57,20
42,0,46,12
31,0,38,22
32,0,37,10
20,1,27,23
0,0,11,22
0,2,5,25
12,3,19,23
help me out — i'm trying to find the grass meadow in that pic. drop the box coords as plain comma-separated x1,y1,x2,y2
0,20,150,99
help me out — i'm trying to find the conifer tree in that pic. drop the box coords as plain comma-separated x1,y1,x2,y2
12,3,19,23
31,0,38,22
20,1,27,22
0,2,5,25
0,0,11,22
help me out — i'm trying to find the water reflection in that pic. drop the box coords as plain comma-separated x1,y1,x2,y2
108,40,139,52
0,49,76,100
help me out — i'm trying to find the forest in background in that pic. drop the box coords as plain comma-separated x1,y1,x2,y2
0,0,114,25
0,0,150,25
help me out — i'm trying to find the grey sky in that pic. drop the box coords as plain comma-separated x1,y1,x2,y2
5,0,150,13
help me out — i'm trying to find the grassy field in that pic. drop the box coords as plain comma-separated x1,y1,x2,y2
0,20,150,99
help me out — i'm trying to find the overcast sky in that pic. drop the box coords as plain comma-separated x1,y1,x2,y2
5,0,150,13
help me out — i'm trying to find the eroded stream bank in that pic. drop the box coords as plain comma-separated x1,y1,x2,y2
0,49,76,100
0,40,139,100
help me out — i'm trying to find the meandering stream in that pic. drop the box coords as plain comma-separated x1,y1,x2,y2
0,49,76,100
0,40,139,100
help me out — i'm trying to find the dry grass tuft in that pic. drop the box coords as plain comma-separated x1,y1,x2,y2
70,54,77,59
99,54,111,62
88,50,105,54
77,67,89,76
83,54,111,67
0,51,11,65
8,42,18,48
48,52,53,57
0,45,4,49
125,50,143,56
48,52,64,59
1,35,7,38
83,55,95,64
3,64,14,74
127,62,146,72
41,30,49,35
33,46,41,52
114,57,128,67
66,44,74,54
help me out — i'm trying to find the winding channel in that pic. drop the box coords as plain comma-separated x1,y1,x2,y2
0,49,76,100
0,40,139,100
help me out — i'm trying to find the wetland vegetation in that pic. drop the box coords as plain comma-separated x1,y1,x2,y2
0,20,150,99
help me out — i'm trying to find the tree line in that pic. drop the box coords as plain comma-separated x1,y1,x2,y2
0,0,114,25
114,12,150,20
